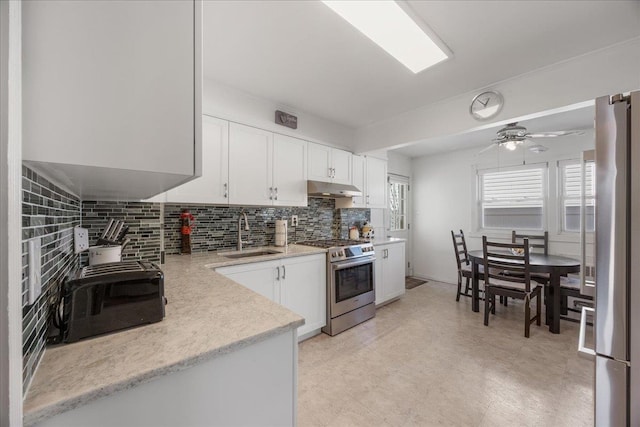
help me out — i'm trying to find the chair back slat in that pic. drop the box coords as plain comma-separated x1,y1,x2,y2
512,230,548,255
451,229,470,270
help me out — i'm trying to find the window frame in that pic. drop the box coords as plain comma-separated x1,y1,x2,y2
475,162,549,232
558,158,595,233
388,174,409,232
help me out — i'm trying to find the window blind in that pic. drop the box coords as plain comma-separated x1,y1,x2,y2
478,165,546,229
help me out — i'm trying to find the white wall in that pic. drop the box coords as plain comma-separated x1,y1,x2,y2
355,37,640,153
202,78,356,150
411,132,594,284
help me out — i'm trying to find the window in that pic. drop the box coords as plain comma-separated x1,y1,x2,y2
388,175,409,231
560,159,595,232
478,164,547,230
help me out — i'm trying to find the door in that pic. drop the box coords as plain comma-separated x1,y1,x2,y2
273,134,307,207
331,149,352,185
228,123,273,205
366,157,387,208
307,143,332,182
166,116,229,204
387,174,411,275
279,254,326,337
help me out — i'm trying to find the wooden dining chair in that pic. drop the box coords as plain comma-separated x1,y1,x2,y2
512,230,548,255
451,229,483,301
482,236,542,338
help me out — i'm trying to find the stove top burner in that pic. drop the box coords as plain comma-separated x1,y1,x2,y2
297,239,375,262
296,239,368,249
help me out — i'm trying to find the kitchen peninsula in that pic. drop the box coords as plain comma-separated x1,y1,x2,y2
23,245,325,427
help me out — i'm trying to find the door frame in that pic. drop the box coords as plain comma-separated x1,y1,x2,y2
386,173,411,276
1,0,24,424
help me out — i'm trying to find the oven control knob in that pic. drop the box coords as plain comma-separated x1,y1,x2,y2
331,252,336,258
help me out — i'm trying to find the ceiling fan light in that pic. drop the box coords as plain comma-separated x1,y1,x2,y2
504,140,518,151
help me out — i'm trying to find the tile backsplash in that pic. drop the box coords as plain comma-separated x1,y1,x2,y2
81,201,162,264
20,182,370,396
21,166,81,393
164,198,334,253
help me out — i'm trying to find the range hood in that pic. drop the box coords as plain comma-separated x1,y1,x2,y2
307,180,362,198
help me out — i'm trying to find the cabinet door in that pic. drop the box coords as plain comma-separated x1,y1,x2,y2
279,255,326,338
351,155,366,208
307,143,332,183
366,157,387,208
23,0,197,176
228,123,273,205
273,134,307,207
216,261,278,302
383,243,406,302
374,250,384,305
166,117,229,204
331,149,353,185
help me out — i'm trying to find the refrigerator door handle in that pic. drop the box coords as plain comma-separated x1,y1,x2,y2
578,306,595,359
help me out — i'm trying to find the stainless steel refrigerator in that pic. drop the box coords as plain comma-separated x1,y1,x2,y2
579,91,639,426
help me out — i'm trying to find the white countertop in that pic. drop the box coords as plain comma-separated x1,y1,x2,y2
362,236,406,245
23,245,325,426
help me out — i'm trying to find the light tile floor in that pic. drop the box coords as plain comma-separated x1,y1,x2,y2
298,281,594,426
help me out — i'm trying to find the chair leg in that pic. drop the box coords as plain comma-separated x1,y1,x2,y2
484,289,490,326
456,274,462,302
464,277,470,295
544,285,551,325
491,294,496,314
504,297,508,307
525,299,531,338
536,289,541,326
560,295,568,315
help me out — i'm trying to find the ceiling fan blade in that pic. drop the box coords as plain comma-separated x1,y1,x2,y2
527,130,585,138
478,143,497,154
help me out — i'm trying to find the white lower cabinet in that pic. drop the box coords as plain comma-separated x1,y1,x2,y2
216,254,326,339
375,241,406,306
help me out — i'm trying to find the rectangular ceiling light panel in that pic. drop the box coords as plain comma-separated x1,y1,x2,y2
322,0,449,73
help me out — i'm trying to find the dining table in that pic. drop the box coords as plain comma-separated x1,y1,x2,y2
467,250,581,334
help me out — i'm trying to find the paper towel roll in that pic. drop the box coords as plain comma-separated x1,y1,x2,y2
275,220,288,247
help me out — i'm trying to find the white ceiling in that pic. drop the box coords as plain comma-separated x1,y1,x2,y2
390,102,595,157
203,1,640,130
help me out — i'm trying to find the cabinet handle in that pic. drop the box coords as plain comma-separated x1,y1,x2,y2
269,187,273,200
276,266,280,281
224,183,228,198
282,265,286,279
328,168,332,178
366,194,370,205
332,168,336,178
275,187,278,200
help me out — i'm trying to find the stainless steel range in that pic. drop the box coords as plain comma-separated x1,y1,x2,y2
297,239,375,336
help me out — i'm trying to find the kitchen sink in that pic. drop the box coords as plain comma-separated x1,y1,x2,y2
220,250,282,259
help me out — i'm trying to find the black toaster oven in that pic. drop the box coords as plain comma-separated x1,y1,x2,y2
62,261,165,343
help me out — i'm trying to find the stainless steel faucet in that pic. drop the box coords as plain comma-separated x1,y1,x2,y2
237,210,250,251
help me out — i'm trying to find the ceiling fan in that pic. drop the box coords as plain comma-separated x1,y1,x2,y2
479,122,585,154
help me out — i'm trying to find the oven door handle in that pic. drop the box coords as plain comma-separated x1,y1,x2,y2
331,257,376,271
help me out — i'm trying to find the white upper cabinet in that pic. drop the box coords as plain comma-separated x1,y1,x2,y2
351,155,387,209
229,123,274,206
229,123,307,207
166,116,229,205
308,143,352,185
366,157,387,208
273,134,308,206
352,155,366,207
22,0,202,200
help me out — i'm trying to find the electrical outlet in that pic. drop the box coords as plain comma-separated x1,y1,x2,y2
291,215,298,227
74,226,89,253
28,237,42,305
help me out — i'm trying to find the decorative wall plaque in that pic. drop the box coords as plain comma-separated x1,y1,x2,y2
275,110,298,129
